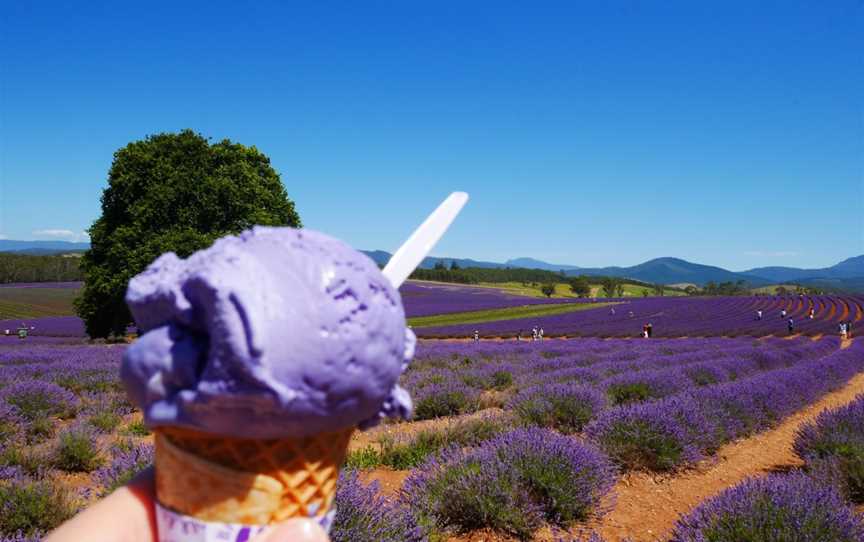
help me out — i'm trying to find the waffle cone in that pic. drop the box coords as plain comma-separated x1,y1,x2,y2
154,426,354,525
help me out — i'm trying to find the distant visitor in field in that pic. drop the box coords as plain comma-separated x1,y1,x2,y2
787,318,795,334
532,327,538,341
781,308,787,318
516,329,522,341
756,309,763,320
648,323,653,337
473,330,479,343
538,327,544,340
848,320,854,338
809,307,815,319
840,322,848,340
610,307,616,315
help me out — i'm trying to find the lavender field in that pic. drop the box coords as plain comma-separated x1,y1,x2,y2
4,282,860,341
415,294,864,338
399,280,573,317
3,332,862,541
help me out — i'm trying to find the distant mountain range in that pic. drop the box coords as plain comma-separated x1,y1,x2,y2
366,252,864,292
0,240,89,255
2,239,861,292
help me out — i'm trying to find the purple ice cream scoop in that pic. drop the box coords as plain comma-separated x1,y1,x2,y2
121,226,414,439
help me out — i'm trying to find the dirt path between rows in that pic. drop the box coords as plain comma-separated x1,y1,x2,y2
588,366,864,542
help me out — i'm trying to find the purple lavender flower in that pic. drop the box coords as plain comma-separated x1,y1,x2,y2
670,472,864,541
794,393,864,501
508,383,607,433
93,442,154,496
0,403,23,441
331,469,426,542
412,380,481,420
585,395,708,471
402,428,615,538
0,473,75,538
1,381,78,421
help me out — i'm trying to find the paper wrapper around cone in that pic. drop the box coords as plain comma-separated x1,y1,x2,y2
154,426,354,525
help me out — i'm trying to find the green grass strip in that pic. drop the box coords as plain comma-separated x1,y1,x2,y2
408,302,617,328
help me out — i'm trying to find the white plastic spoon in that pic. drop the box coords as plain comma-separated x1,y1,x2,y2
382,191,469,288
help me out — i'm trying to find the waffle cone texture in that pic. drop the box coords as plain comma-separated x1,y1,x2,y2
154,426,353,525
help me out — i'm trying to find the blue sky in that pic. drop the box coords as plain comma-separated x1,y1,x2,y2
1,1,861,271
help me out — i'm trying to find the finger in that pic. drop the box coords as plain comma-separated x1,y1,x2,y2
256,518,329,542
45,466,158,542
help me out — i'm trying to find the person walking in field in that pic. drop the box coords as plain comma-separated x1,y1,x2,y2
538,327,544,341
642,323,649,338
516,330,522,341
756,309,763,321
473,330,480,343
610,307,616,316
780,309,787,318
647,322,653,338
809,307,815,319
787,318,795,335
840,322,848,340
532,327,538,341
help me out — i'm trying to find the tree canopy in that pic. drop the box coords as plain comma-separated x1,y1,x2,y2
75,130,301,338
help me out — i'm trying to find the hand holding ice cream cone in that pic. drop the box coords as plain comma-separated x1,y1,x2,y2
114,194,466,540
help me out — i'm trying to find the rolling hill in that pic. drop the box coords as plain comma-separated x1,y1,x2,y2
3,239,860,291
565,257,772,286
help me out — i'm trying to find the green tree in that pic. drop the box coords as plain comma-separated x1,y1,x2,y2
434,261,447,270
450,260,461,270
568,276,592,297
652,283,665,296
600,277,620,298
75,130,300,338
540,283,556,297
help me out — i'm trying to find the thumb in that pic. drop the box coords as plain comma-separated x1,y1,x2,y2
256,518,330,542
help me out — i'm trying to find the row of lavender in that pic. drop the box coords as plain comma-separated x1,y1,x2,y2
335,337,864,540
638,363,864,540
404,337,842,431
416,294,864,337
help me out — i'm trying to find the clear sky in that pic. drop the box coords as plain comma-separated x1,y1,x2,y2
1,1,861,271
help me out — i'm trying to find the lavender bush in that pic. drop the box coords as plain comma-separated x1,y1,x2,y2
0,403,22,441
347,414,510,470
0,472,75,539
93,442,154,496
331,469,425,542
670,473,864,541
509,383,606,433
585,396,706,471
412,381,481,420
52,424,103,472
402,428,615,539
1,381,77,421
794,393,864,501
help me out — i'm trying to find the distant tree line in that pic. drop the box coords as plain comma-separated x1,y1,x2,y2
410,264,682,298
412,263,566,285
0,253,84,283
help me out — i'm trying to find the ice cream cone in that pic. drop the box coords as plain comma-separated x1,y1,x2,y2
154,426,354,525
